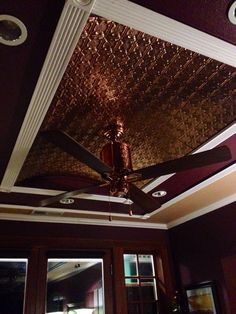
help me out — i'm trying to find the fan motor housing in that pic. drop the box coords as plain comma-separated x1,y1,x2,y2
100,141,133,174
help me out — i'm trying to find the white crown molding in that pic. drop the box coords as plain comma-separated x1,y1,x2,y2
149,162,236,217
10,186,132,205
93,0,236,68
0,0,96,192
143,122,236,193
0,203,142,219
167,193,236,229
0,212,167,230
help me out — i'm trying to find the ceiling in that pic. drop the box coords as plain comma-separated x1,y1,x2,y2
0,0,235,229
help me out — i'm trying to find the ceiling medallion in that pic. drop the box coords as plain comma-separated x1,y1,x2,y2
0,15,27,46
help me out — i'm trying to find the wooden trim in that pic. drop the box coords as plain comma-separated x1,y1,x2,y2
0,232,168,249
25,247,115,314
101,250,115,314
112,247,128,314
24,249,39,314
35,248,48,314
0,231,174,313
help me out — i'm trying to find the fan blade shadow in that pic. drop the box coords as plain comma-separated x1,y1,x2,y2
37,182,108,207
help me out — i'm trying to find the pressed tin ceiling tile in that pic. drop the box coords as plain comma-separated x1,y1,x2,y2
18,16,236,186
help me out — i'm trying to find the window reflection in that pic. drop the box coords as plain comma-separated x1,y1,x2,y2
0,258,28,314
46,259,104,314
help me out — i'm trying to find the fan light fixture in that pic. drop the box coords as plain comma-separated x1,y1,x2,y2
39,123,231,215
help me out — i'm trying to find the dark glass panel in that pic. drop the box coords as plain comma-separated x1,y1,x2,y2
143,302,158,314
140,279,157,301
138,255,155,276
127,303,141,314
126,278,140,302
0,259,27,314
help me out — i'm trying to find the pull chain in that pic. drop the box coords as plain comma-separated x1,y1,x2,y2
127,184,133,216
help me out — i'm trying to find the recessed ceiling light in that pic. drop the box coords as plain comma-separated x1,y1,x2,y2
76,0,92,5
152,190,167,198
228,1,236,25
0,15,27,46
60,198,75,205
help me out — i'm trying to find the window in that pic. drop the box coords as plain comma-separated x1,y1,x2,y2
46,258,105,314
0,258,28,314
123,254,159,314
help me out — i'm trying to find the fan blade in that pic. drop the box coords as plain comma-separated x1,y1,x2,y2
135,145,231,180
37,182,107,207
42,130,112,175
129,183,161,212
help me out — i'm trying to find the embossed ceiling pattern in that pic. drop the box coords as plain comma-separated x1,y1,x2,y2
18,16,236,185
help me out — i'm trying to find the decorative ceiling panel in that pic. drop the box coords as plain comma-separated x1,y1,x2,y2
18,16,236,187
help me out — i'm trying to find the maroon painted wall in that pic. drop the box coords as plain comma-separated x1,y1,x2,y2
169,201,236,314
0,219,167,243
130,0,236,45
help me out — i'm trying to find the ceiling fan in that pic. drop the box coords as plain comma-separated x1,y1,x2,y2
38,121,231,213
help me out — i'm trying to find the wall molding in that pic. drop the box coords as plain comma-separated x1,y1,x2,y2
0,211,167,230
11,186,132,205
0,203,143,219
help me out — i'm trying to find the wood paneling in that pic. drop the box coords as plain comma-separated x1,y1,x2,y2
0,219,175,314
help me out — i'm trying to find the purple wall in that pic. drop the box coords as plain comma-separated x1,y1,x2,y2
0,219,167,243
170,201,236,314
130,0,236,45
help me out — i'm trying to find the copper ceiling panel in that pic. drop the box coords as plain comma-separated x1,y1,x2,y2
18,17,236,187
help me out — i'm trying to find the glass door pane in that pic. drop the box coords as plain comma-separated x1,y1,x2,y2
123,254,159,314
0,258,28,314
46,258,104,314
